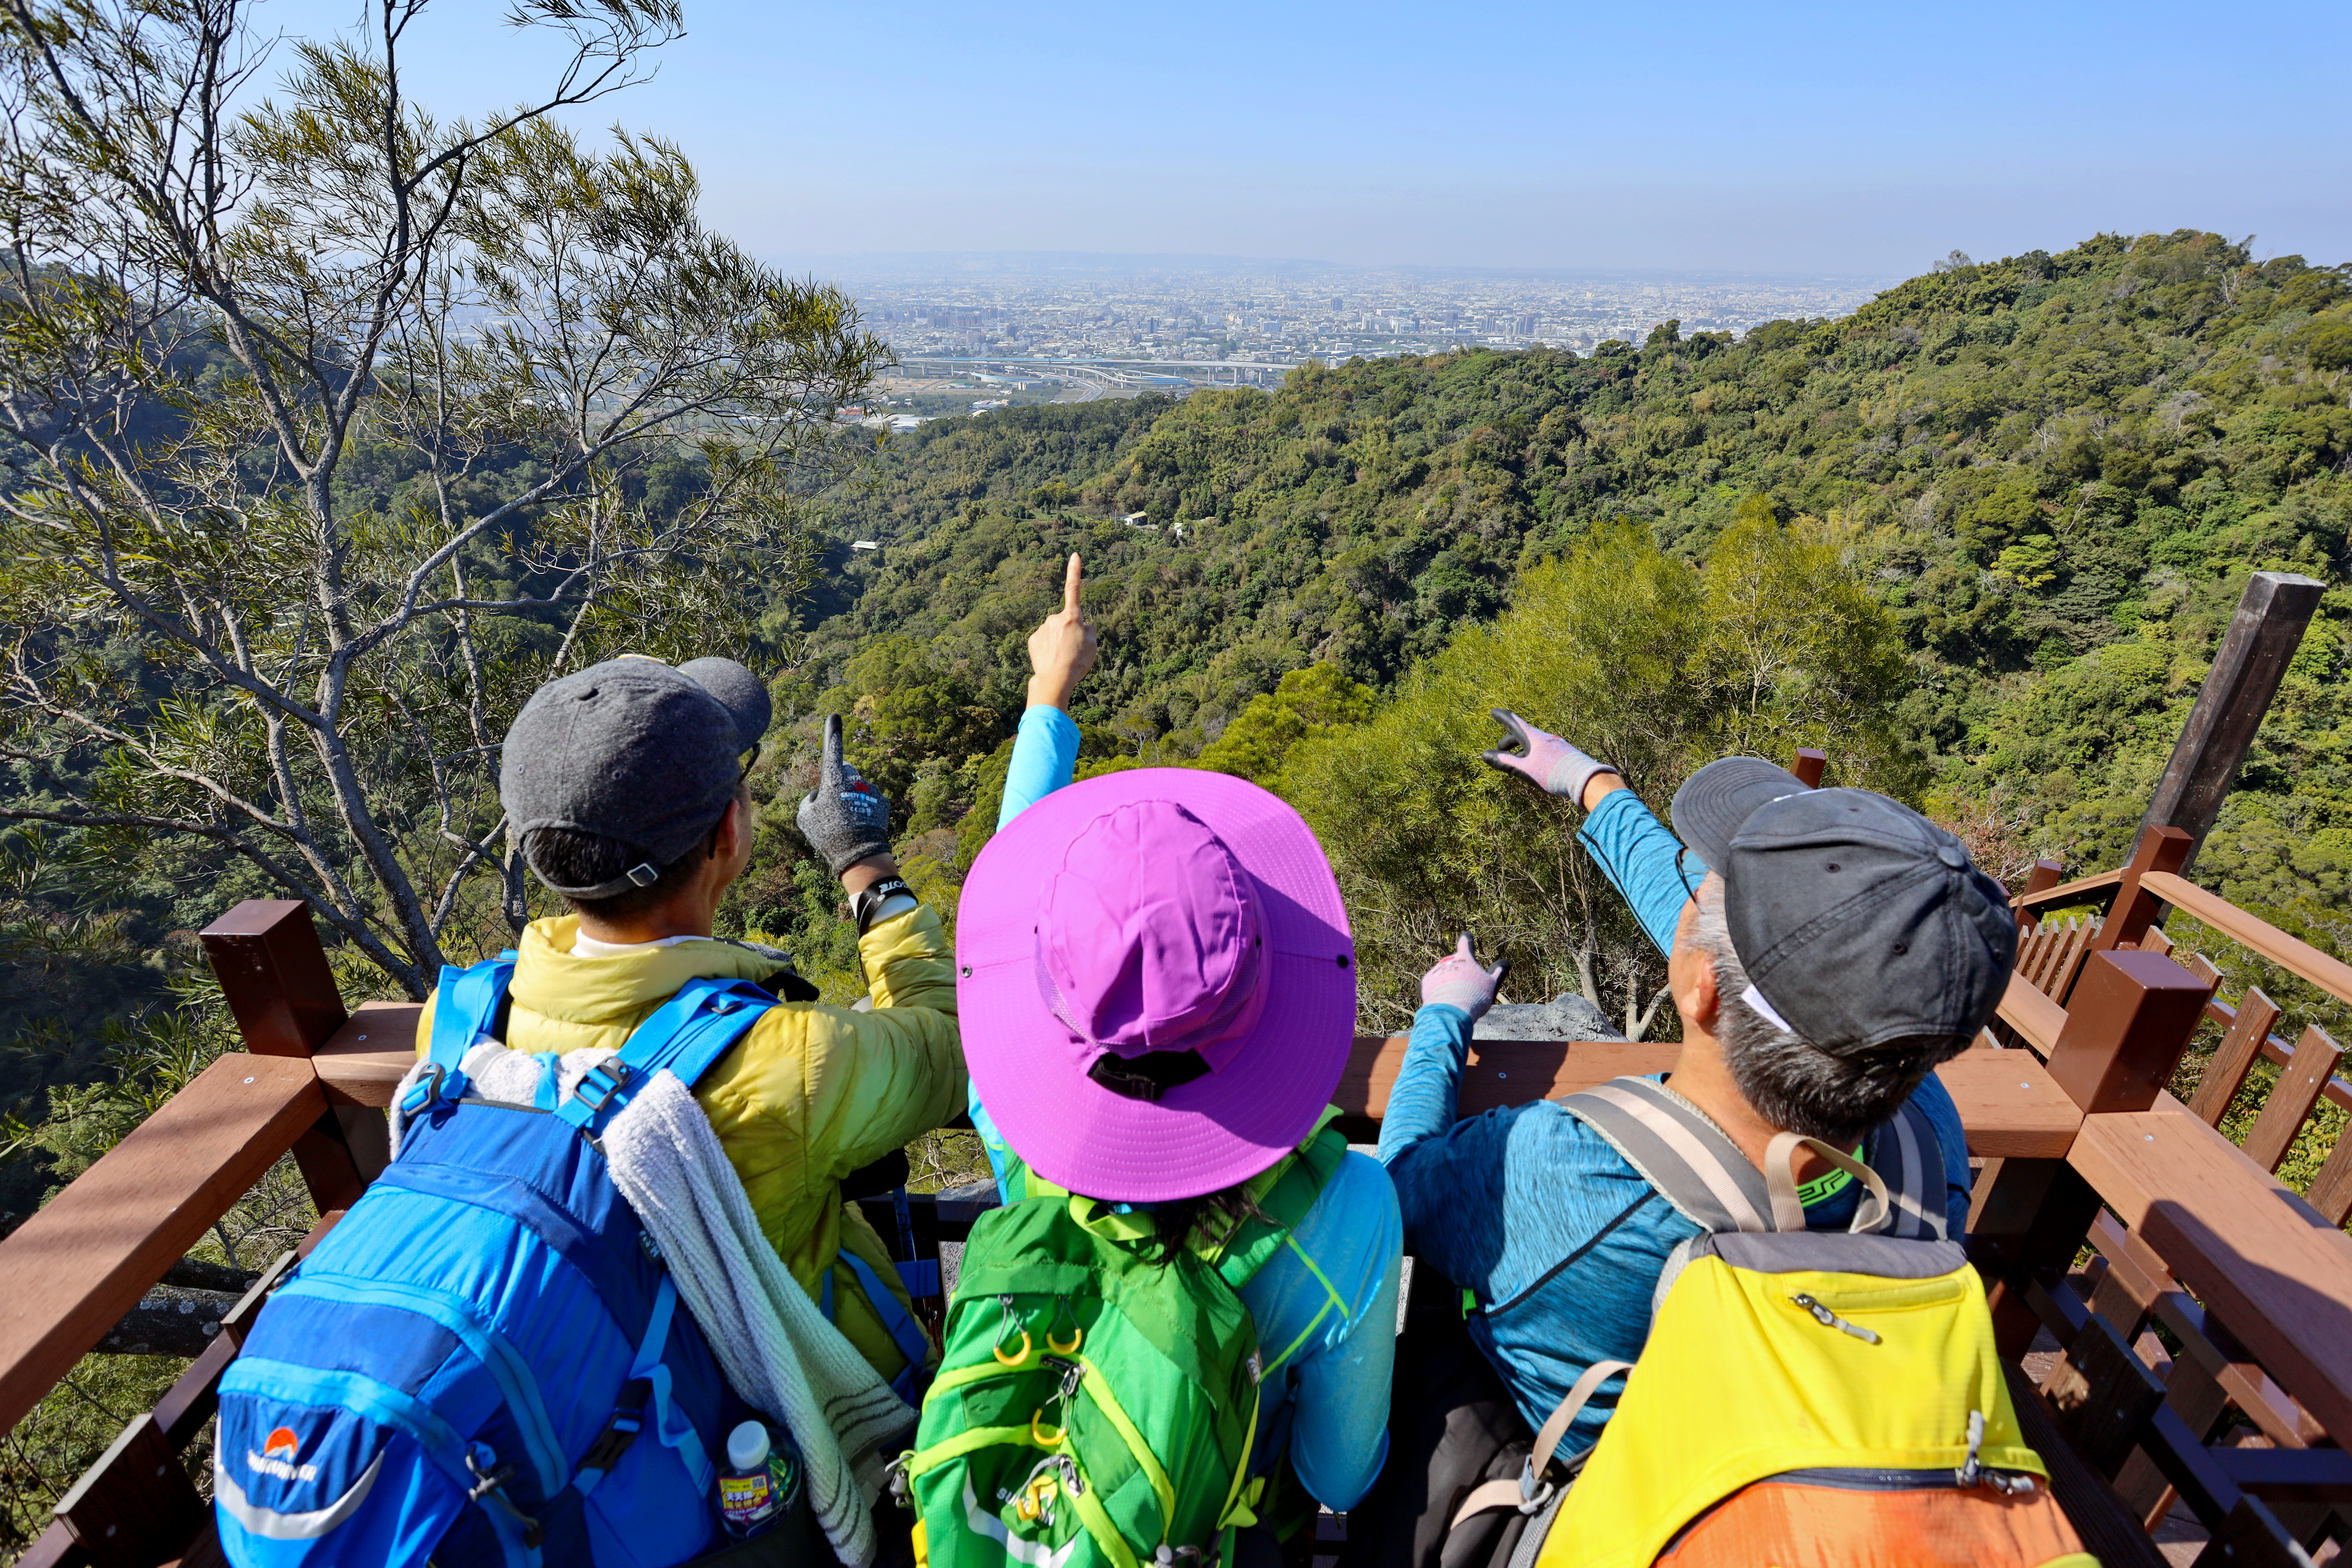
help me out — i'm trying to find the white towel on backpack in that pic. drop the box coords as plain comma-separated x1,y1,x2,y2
602,1067,915,1567
388,1050,915,1565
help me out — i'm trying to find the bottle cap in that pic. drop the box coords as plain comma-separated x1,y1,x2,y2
726,1420,770,1472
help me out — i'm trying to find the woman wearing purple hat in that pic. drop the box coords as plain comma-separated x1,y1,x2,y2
952,555,1403,1525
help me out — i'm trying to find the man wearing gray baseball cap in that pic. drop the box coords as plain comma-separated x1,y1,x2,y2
414,653,965,1391
1359,714,2017,1567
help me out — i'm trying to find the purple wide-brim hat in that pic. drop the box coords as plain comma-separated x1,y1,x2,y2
957,767,1356,1203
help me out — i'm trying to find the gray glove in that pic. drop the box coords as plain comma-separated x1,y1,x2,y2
1482,709,1617,801
796,714,891,875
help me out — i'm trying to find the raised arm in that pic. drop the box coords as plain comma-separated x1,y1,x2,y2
1484,709,1707,957
998,552,1098,829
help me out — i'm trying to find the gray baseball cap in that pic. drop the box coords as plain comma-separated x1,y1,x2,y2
501,655,772,898
1670,757,2017,1057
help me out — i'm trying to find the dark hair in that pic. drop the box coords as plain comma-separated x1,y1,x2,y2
1691,880,1973,1146
1150,1185,1270,1263
525,780,748,923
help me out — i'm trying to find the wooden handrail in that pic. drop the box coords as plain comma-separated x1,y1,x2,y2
2015,868,2126,916
2069,1093,2352,1444
0,1054,322,1434
2141,872,2352,1009
1332,1033,2084,1158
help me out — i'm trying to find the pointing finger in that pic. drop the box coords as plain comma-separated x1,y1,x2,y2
820,712,844,780
1063,552,1084,618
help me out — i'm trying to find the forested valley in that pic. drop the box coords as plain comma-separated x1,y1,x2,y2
743,231,2352,1040
9,226,2352,1224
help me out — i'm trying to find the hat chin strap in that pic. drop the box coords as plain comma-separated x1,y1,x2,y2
1087,1050,1210,1102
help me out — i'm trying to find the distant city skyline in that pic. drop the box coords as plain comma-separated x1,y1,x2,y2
257,0,2350,276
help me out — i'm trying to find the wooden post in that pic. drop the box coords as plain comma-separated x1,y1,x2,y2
2045,950,2216,1115
199,901,377,1211
2136,570,2323,870
1789,747,1827,788
2088,826,2194,960
1970,1156,2104,1359
2018,857,2064,941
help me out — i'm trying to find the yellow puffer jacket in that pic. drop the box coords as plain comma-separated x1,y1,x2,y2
414,906,965,1385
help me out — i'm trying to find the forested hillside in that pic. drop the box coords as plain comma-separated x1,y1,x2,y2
746,229,2352,1032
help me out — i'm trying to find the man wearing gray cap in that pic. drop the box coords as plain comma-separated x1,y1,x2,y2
1359,713,2015,1566
415,654,964,1391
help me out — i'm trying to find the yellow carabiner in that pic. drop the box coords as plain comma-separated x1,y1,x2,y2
993,1329,1034,1367
1030,1408,1065,1447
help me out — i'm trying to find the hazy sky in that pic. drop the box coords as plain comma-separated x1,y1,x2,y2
261,0,2349,279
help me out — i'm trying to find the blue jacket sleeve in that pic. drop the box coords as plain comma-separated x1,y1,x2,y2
1243,1153,1403,1510
1375,1003,1522,1302
1377,1003,1472,1168
998,705,1079,830
1576,788,1708,957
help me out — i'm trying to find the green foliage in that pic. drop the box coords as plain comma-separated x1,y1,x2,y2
1284,516,1914,1030
1193,665,1378,785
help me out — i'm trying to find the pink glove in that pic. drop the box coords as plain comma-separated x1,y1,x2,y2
1420,932,1508,1021
1482,709,1616,800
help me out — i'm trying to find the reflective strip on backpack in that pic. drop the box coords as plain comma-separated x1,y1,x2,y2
220,1358,474,1494
279,1274,568,1500
215,1449,384,1540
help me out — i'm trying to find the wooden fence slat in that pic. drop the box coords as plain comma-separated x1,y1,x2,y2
0,1054,322,1434
2040,1309,2168,1477
2023,920,2060,991
2191,1495,2321,1568
2188,987,2282,1127
2086,1213,2320,1451
2241,1025,2344,1174
51,1413,203,1567
2049,917,2100,1003
2068,1095,2352,1445
2300,1123,2352,1227
2141,872,2352,1010
2002,1361,2172,1568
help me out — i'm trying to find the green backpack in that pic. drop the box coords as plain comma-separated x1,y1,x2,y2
895,1111,1347,1568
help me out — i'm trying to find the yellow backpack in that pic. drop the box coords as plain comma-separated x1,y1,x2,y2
1461,1077,2090,1568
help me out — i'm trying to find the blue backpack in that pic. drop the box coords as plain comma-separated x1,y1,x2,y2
212,955,921,1567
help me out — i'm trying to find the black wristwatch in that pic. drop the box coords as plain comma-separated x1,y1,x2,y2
851,877,914,935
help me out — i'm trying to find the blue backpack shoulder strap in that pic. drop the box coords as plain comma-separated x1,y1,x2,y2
555,976,778,1141
406,954,518,1116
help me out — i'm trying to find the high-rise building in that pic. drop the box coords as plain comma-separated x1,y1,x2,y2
1517,313,1539,337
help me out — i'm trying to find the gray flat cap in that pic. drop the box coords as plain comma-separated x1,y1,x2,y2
501,656,770,898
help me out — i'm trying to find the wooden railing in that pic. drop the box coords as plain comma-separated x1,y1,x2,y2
10,835,2352,1562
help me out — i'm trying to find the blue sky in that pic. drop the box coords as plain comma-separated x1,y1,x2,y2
262,0,2349,278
